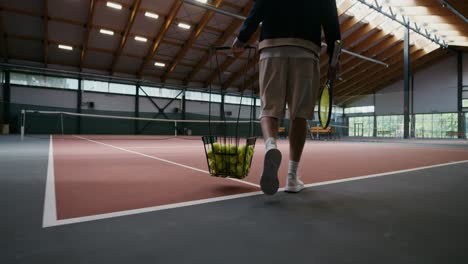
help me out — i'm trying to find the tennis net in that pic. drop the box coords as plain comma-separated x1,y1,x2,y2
20,110,261,139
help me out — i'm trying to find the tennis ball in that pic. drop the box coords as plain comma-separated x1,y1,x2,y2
230,156,237,164
238,145,246,154
216,161,225,171
207,149,214,159
212,143,221,152
229,144,237,154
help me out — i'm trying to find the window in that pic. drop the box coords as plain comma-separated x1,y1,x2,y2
376,115,404,138
11,73,78,90
0,71,4,84
109,83,135,95
84,80,135,95
185,91,219,102
414,113,458,139
141,86,182,99
348,116,374,137
463,99,468,108
225,95,241,105
344,106,375,114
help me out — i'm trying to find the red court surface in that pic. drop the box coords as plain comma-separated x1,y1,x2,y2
52,136,468,220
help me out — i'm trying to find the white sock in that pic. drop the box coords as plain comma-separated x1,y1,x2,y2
265,137,277,153
288,160,299,177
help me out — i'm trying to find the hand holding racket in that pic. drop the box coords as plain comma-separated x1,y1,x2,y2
318,40,342,129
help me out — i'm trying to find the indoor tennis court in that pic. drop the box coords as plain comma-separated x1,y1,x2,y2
1,0,468,263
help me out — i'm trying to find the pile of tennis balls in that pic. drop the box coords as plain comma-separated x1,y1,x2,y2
207,143,255,179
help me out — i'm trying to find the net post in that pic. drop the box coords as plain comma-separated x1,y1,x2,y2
20,110,25,141
60,112,64,136
174,121,178,137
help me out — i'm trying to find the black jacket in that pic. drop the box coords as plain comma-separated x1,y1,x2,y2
237,0,341,58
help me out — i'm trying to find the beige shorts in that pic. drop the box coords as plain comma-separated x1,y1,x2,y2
259,57,320,120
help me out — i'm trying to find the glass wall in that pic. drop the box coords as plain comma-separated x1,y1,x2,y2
414,113,458,139
344,106,374,114
84,80,135,95
348,116,374,137
465,113,468,138
11,73,78,90
376,115,404,138
141,86,183,99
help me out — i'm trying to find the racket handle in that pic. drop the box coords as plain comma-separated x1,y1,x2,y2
330,40,342,67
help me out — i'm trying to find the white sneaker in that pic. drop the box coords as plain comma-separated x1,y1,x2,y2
285,174,305,193
260,149,281,195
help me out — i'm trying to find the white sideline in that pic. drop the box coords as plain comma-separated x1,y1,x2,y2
41,135,468,228
42,135,57,228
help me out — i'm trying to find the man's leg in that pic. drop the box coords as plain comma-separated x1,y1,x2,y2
258,58,286,195
261,116,279,150
288,117,307,162
259,116,282,195
285,57,319,193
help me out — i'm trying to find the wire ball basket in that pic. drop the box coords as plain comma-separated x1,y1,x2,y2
202,46,258,179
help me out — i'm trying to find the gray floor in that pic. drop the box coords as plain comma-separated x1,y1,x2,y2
2,135,468,264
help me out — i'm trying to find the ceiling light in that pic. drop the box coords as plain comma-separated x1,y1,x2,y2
100,29,114,36
145,11,159,19
106,1,122,10
196,0,208,3
134,36,148,42
178,23,191,30
154,62,166,67
58,44,73,51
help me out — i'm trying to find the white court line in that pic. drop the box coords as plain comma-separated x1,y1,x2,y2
50,190,264,227
42,135,57,228
73,135,260,188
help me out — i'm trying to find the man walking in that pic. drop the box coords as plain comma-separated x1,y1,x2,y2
232,0,341,195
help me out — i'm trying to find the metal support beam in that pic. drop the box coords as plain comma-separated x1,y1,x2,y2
181,92,186,120
457,52,465,139
373,93,377,137
135,84,140,134
43,0,49,66
357,0,448,48
3,71,10,127
220,92,225,120
439,0,468,23
403,26,411,139
183,0,247,20
410,75,415,138
77,78,82,134
138,86,169,119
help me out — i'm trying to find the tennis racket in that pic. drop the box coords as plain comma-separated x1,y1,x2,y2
318,40,342,129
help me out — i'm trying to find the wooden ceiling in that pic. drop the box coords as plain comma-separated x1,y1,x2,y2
0,0,466,105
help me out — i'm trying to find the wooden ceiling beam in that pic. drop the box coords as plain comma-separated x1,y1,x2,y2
80,0,96,70
110,0,141,75
137,0,183,77
161,0,224,83
183,0,254,84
